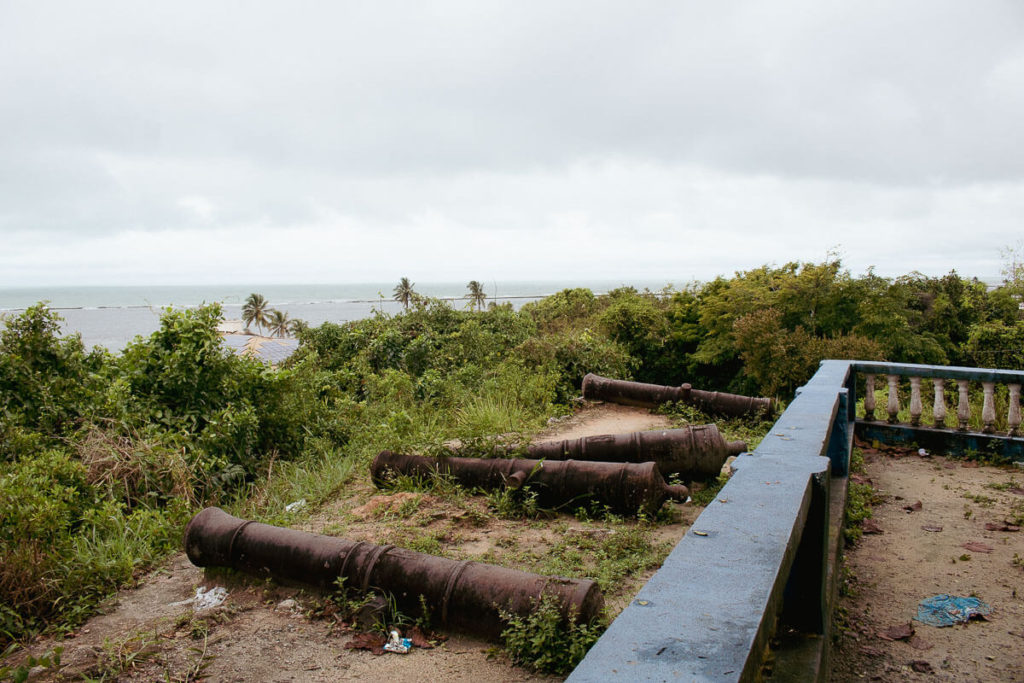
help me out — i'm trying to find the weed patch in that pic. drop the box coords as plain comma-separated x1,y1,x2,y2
843,448,879,545
500,595,604,675
540,526,670,594
689,471,731,507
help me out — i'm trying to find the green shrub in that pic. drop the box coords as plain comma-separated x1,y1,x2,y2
0,450,185,643
521,288,599,332
966,320,1024,370
516,329,633,404
500,595,604,674
733,308,884,397
0,305,105,458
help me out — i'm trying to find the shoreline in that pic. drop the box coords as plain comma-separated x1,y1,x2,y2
0,293,566,314
0,279,672,312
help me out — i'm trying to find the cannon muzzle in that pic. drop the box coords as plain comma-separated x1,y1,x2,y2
184,507,603,638
371,452,688,516
582,373,774,418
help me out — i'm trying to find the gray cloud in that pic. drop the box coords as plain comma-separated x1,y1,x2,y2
1,1,1022,283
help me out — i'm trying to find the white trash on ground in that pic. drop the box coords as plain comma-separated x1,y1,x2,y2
383,630,412,654
170,586,228,611
285,499,307,513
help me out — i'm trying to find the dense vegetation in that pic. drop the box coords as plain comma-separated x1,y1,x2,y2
1,259,1022,652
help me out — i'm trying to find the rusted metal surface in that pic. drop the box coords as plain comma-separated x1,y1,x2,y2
371,452,689,516
581,373,774,418
524,425,746,478
185,507,603,638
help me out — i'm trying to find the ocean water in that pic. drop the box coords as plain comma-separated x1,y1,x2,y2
0,280,673,352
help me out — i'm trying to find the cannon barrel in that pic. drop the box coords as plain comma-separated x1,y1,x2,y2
525,425,746,478
581,373,774,418
184,507,603,638
371,452,689,516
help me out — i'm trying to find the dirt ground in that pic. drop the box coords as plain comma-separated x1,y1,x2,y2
831,447,1024,681
12,403,700,682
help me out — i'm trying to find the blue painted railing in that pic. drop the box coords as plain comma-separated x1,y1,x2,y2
569,360,1024,682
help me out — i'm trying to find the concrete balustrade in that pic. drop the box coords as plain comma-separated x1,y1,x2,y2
569,360,1023,682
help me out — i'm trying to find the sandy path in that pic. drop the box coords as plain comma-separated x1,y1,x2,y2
532,402,671,443
13,402,674,682
831,448,1024,681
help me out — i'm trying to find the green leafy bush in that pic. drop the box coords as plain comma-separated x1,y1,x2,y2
500,596,604,674
966,320,1024,370
521,288,599,332
0,305,105,459
516,329,633,404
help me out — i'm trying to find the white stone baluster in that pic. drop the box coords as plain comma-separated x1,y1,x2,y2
957,380,970,431
909,376,923,427
932,378,947,429
1009,384,1021,437
863,374,876,421
981,381,997,434
887,374,900,424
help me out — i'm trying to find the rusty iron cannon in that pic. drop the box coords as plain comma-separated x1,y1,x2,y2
523,425,746,478
370,451,689,516
185,507,603,638
581,373,774,418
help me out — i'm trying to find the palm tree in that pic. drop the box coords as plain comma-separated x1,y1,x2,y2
393,277,416,310
267,309,291,338
242,293,270,334
288,318,309,337
466,280,486,312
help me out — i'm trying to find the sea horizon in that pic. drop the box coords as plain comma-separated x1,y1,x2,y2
0,279,681,311
0,279,677,352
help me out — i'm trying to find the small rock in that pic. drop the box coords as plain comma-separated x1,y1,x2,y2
911,660,934,674
276,598,299,613
862,519,884,534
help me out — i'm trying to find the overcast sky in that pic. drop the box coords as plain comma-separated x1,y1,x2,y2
1,1,1022,287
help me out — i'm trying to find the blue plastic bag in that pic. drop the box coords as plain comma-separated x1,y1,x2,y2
916,594,991,627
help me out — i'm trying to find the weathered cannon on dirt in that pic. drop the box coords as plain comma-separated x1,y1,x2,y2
370,451,689,516
581,373,774,418
522,425,746,478
185,507,603,638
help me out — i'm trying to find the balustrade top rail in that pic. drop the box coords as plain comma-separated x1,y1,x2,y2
851,361,1024,384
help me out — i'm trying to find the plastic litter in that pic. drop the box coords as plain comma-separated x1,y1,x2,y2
918,448,928,456
170,586,228,611
285,499,306,513
915,594,991,627
193,586,228,610
383,630,412,654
